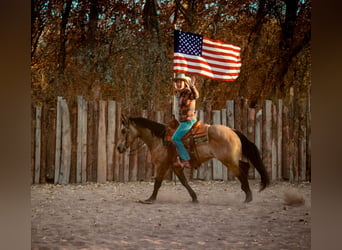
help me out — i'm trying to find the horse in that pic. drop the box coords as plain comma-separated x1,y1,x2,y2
117,115,270,203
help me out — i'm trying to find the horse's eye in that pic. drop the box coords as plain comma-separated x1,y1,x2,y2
121,128,129,134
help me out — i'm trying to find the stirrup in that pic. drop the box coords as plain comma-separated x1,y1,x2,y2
174,156,190,168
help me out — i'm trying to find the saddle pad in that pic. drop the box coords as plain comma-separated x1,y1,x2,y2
182,122,209,145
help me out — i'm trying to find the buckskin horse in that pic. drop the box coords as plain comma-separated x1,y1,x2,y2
117,115,270,203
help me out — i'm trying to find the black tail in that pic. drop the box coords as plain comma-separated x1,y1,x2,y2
233,129,270,191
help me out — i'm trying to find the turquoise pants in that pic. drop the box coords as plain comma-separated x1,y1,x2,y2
172,119,197,161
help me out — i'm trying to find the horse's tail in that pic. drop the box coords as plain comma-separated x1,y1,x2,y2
233,129,270,191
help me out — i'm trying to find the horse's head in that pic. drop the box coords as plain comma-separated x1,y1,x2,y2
117,115,140,153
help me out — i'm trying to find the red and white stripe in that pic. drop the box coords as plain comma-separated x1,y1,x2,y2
174,37,241,81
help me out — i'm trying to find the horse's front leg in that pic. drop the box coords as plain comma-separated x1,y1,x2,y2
141,162,169,204
173,165,198,203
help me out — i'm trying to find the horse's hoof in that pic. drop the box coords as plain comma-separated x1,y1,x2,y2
244,193,253,203
244,197,252,203
138,199,154,204
192,200,199,204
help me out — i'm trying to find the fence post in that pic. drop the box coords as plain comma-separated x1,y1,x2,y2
299,101,307,181
277,100,283,180
226,100,235,180
114,102,122,182
282,105,290,180
195,109,206,180
212,110,222,180
272,102,278,180
247,107,256,178
97,100,107,183
76,96,82,183
59,98,71,184
76,96,87,183
203,101,212,181
138,109,148,181
54,97,62,184
262,100,272,180
255,109,262,179
221,108,228,181
34,106,42,184
107,100,116,181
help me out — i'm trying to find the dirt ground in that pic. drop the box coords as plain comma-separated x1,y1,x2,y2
31,180,311,250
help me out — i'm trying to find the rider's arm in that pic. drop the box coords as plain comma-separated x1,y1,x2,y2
189,76,199,99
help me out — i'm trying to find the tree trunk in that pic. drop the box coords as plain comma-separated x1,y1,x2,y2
58,0,72,75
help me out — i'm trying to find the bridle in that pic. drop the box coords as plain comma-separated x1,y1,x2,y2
120,116,146,154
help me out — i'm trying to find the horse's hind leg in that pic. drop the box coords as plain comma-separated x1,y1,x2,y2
223,159,252,203
237,161,252,203
173,165,198,203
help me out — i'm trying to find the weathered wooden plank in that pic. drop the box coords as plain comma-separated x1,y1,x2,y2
138,110,148,181
40,105,47,184
289,87,295,182
154,111,163,178
282,106,290,180
46,106,56,183
34,106,42,184
97,100,107,183
92,101,99,181
59,98,71,184
226,100,235,129
123,148,129,183
54,97,62,184
203,102,212,181
299,101,307,181
31,106,35,184
262,100,272,180
86,101,94,182
81,98,88,183
271,103,278,180
193,109,204,180
106,100,116,181
277,100,283,180
212,110,223,180
234,98,241,133
255,109,262,179
247,107,256,179
226,100,235,180
221,108,228,181
306,87,311,181
172,95,179,121
113,102,121,181
300,126,307,181
69,99,78,183
241,98,248,135
76,96,83,183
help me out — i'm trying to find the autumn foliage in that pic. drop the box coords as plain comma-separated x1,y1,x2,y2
31,0,311,111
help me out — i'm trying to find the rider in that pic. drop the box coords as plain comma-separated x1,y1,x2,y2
172,73,199,180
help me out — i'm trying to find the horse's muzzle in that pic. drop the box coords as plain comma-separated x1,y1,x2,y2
117,144,127,153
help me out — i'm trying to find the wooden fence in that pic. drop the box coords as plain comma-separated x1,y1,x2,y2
31,96,311,184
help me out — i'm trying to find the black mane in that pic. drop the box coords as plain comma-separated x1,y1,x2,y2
129,117,166,138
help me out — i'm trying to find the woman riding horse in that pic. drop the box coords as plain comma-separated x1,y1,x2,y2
172,73,199,181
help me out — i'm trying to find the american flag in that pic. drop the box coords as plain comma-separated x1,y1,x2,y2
173,30,241,81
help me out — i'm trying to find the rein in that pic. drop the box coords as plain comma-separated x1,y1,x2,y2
127,140,146,155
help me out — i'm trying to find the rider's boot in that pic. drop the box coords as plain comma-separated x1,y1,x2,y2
175,156,192,181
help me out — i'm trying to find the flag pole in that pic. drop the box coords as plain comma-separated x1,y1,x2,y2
172,24,180,121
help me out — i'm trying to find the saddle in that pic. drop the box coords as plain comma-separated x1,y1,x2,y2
164,117,209,168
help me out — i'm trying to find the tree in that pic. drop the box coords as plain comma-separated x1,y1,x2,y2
31,0,311,112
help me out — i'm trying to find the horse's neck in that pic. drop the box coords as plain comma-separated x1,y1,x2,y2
139,128,162,150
